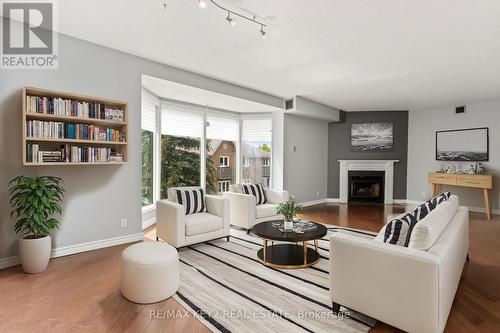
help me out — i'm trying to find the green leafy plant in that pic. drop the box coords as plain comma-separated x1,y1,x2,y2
9,176,64,239
276,198,301,221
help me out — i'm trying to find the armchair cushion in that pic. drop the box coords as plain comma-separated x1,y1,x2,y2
169,187,207,215
242,183,267,205
255,203,278,219
185,212,223,237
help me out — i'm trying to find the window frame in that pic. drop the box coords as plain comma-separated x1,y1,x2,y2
219,155,229,167
218,180,230,193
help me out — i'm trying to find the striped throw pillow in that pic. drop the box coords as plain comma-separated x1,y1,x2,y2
411,192,451,222
242,184,267,205
174,188,207,215
376,213,416,247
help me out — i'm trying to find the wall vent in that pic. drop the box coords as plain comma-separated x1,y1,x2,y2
455,105,466,114
285,99,294,110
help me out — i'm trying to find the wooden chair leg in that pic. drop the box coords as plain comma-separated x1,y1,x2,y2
156,236,159,241
332,302,341,314
226,236,230,242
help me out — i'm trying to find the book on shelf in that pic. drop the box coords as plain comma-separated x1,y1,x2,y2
26,144,114,163
26,120,125,142
26,95,125,122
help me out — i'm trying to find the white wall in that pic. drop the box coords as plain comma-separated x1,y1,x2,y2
272,111,285,191
407,98,500,212
0,26,283,267
283,114,329,204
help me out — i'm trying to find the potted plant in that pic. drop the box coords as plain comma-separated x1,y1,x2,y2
276,198,301,230
9,176,64,273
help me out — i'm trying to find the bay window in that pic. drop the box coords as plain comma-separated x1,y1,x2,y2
241,117,273,187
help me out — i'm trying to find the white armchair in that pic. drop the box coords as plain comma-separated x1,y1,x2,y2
222,184,289,232
156,187,230,248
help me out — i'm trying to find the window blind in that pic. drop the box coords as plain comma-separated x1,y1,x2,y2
241,117,272,142
141,91,158,132
161,103,204,138
206,113,239,141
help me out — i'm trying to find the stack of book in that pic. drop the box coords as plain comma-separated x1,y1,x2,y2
26,144,112,163
110,151,124,162
26,95,125,121
26,120,125,142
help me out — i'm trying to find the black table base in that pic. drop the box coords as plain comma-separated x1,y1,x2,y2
257,243,320,269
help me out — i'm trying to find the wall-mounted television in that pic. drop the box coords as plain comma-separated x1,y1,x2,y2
436,127,489,161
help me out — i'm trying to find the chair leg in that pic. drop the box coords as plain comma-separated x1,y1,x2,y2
466,253,470,262
332,302,341,314
246,229,250,235
156,236,159,241
226,236,230,242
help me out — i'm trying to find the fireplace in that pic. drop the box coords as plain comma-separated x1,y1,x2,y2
348,171,385,203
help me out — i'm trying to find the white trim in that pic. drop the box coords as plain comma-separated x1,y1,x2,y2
0,233,143,270
142,217,156,230
219,155,229,167
141,203,156,214
326,198,341,203
338,160,399,204
299,199,327,207
393,199,500,215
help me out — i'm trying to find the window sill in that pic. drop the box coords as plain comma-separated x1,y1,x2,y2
142,204,156,214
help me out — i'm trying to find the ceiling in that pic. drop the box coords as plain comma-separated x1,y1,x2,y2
58,0,500,111
142,75,281,113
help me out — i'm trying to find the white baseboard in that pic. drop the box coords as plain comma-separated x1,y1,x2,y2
142,217,156,230
0,232,143,270
394,199,499,215
326,198,340,203
299,199,327,207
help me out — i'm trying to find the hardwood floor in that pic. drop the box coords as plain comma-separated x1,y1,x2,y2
0,203,499,333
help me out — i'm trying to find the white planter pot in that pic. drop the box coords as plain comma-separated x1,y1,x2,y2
18,235,51,273
284,219,294,230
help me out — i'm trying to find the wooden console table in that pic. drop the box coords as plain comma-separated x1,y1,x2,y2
428,172,493,219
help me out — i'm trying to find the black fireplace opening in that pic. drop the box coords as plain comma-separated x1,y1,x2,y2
348,171,385,203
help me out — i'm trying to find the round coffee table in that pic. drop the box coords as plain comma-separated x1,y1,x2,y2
252,220,327,269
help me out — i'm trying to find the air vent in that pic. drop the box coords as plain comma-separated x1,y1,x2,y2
455,105,466,114
285,99,294,110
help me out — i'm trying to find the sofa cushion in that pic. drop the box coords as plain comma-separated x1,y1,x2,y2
408,195,459,250
374,213,416,246
171,187,207,215
242,183,267,205
255,203,278,219
411,192,451,222
185,212,223,236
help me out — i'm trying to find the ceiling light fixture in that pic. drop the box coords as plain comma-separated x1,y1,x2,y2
202,0,267,38
226,11,235,26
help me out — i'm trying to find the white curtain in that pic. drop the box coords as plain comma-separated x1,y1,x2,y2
161,103,204,138
241,117,272,142
206,113,239,141
141,91,158,132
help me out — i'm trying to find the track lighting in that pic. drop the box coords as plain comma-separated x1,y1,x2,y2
226,12,235,26
198,0,207,9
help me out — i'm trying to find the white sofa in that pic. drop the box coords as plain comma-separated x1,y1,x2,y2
329,195,469,333
222,184,289,232
156,187,230,248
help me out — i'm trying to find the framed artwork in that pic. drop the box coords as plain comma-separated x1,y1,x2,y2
436,127,489,161
351,122,393,152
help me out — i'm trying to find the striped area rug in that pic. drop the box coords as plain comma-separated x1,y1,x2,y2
173,226,377,333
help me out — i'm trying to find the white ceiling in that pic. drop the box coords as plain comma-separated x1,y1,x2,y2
58,0,500,111
142,75,281,113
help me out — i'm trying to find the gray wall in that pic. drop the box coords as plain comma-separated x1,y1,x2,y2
328,111,408,199
407,99,500,211
284,114,329,203
0,27,283,262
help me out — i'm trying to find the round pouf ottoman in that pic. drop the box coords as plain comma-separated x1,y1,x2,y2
121,242,179,304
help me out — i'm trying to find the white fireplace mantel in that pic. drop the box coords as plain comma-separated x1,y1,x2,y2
338,160,399,204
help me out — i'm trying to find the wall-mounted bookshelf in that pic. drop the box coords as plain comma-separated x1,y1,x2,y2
22,87,128,166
